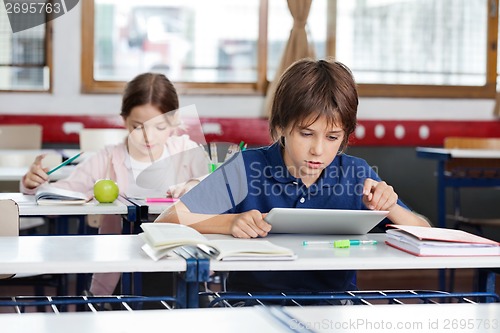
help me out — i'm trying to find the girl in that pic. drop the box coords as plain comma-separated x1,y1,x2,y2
155,59,430,294
22,73,208,296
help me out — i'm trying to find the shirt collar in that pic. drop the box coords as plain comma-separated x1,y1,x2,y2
264,142,298,184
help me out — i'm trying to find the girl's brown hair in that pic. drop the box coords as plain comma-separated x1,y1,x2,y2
121,73,179,118
269,59,358,151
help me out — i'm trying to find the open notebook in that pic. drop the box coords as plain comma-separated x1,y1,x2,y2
140,223,296,261
35,184,88,205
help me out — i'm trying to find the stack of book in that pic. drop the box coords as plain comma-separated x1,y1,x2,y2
385,224,500,256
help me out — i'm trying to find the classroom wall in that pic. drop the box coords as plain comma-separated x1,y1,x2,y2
0,4,498,121
1,5,499,238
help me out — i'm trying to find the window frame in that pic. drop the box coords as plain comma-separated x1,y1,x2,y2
81,0,498,98
0,19,53,93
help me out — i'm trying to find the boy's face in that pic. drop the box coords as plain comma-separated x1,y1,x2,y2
281,116,344,187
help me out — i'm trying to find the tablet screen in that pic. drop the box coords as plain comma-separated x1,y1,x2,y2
265,208,389,235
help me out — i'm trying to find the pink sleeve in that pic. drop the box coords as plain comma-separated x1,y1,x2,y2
166,135,210,180
20,146,116,198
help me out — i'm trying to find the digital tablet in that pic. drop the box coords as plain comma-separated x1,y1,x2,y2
264,208,389,235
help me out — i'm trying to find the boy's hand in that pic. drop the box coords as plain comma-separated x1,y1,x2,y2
22,154,49,190
362,178,398,211
230,210,272,238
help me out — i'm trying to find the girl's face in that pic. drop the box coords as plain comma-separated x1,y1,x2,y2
281,115,344,187
124,103,178,161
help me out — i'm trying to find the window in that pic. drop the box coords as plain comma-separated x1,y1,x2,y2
0,2,51,92
82,0,498,98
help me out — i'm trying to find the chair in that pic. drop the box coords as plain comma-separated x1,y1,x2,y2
0,125,42,150
444,137,500,233
79,128,128,152
0,199,19,280
0,125,62,233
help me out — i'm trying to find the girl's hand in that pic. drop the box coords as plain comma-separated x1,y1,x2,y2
22,154,49,190
167,179,200,198
229,210,271,238
362,178,398,211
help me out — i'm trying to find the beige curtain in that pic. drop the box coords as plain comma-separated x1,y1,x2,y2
494,92,500,117
265,0,316,117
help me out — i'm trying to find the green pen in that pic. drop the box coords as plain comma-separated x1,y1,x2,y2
302,240,378,248
47,152,83,175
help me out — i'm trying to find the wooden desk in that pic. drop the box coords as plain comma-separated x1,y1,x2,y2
283,303,500,332
0,307,292,333
0,235,185,274
416,147,500,229
203,234,499,295
1,302,499,333
0,193,130,217
0,234,195,308
0,193,140,295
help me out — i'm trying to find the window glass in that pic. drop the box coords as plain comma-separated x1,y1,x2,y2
94,0,260,83
336,0,487,86
0,4,49,91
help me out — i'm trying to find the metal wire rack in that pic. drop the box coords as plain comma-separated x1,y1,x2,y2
0,295,176,314
200,290,500,308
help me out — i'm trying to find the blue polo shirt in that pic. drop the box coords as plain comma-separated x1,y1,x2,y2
181,142,409,292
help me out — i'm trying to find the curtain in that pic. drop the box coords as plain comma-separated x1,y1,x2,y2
494,92,500,117
264,0,315,117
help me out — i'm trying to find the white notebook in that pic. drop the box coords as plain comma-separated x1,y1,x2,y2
140,223,296,261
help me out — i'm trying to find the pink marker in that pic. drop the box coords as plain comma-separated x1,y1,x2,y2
145,197,178,203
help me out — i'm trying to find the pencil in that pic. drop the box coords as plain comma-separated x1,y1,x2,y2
210,142,218,163
47,152,83,175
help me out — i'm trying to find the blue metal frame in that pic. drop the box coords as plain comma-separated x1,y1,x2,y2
201,290,500,307
416,148,500,293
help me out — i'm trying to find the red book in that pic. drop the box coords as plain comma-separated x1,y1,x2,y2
385,224,500,256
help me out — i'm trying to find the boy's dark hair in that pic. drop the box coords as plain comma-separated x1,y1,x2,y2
269,58,358,151
121,73,179,118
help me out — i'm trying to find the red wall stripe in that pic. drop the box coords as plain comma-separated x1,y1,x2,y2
0,115,499,147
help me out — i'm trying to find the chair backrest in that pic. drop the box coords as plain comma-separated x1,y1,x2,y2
0,151,62,169
0,199,19,279
444,137,500,178
79,128,128,152
0,124,61,169
0,125,43,150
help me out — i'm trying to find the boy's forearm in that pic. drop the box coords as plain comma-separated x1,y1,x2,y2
387,205,432,227
154,203,235,235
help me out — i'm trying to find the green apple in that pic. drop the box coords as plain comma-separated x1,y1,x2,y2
93,179,119,203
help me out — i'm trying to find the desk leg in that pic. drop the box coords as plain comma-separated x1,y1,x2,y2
437,160,446,229
477,269,497,303
175,257,198,308
436,161,449,291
